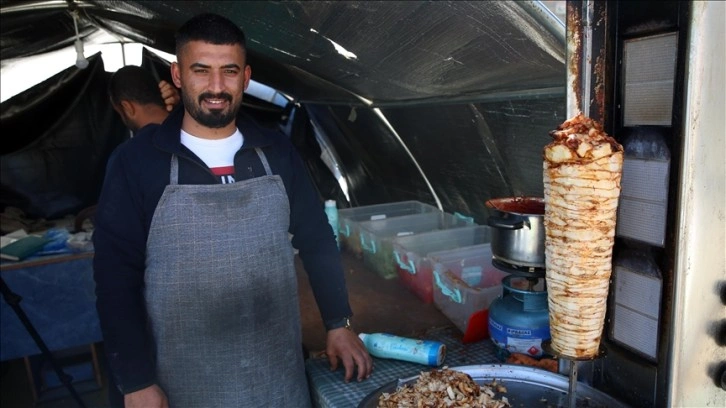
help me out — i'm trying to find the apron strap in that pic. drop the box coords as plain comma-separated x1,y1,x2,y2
254,148,273,176
169,154,179,185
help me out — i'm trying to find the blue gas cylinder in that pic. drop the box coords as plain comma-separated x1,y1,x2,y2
488,275,550,357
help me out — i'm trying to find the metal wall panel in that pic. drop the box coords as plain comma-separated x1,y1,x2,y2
670,1,726,406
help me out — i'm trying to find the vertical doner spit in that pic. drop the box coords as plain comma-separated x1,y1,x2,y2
542,113,624,407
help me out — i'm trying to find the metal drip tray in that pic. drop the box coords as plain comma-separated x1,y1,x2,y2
357,364,629,408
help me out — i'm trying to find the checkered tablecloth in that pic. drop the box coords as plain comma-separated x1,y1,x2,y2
305,327,500,408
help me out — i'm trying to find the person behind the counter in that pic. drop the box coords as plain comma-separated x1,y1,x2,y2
104,65,181,408
93,12,372,408
102,66,181,190
108,65,178,133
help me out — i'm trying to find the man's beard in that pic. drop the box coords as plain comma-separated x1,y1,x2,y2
183,91,239,129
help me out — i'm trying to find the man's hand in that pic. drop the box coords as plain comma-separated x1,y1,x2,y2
326,328,373,382
124,384,169,408
158,80,180,112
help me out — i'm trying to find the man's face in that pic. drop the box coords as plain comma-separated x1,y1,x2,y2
171,41,251,129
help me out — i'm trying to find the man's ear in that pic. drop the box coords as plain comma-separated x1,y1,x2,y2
171,62,182,88
120,100,136,117
111,101,123,116
243,65,252,91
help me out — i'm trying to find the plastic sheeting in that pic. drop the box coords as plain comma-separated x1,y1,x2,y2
0,0,566,223
2,1,564,104
0,55,127,220
0,49,174,221
306,96,565,222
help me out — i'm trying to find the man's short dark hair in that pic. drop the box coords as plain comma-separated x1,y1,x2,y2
108,65,165,108
175,13,247,57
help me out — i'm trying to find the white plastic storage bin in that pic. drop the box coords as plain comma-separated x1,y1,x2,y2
337,201,440,256
358,212,473,279
431,244,508,340
392,226,491,304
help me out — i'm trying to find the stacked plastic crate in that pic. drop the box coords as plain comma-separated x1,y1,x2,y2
337,201,507,342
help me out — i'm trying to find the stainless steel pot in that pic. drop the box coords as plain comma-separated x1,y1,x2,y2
485,197,545,268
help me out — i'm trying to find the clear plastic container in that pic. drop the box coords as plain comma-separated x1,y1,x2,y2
392,226,492,303
430,244,508,339
324,200,340,249
337,201,440,257
358,212,472,279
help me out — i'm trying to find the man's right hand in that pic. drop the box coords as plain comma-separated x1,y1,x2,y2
124,384,169,408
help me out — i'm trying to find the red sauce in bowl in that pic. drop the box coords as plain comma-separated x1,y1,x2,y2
486,197,545,215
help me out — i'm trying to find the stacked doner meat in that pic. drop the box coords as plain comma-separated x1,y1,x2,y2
543,113,624,358
377,368,510,408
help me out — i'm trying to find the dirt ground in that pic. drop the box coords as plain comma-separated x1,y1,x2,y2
298,251,454,354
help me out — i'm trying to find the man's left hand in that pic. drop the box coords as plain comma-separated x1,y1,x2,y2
326,328,373,382
158,80,180,112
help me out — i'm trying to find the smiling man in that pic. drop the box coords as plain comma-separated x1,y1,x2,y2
93,13,371,408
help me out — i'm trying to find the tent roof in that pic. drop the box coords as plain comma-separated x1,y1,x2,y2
0,1,567,221
1,0,565,106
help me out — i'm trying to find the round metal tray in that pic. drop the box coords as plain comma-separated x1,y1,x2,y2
357,364,629,408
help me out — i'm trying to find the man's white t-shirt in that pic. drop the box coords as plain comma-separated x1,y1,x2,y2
181,129,243,184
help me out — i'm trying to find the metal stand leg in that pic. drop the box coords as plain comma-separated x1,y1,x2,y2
542,339,604,408
567,359,578,408
0,276,87,408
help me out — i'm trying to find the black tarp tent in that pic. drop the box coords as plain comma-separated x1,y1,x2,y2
0,0,566,224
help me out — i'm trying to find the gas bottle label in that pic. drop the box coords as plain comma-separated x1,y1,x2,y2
506,337,544,357
489,318,550,357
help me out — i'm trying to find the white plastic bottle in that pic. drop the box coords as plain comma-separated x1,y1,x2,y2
358,333,446,366
324,200,340,249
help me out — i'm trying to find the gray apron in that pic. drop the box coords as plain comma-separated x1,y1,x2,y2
144,149,311,407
